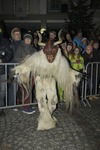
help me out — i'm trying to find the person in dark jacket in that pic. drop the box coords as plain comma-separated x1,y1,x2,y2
0,33,14,115
14,33,36,63
82,45,94,99
14,33,36,114
92,41,100,97
10,28,22,62
32,36,41,51
8,28,22,107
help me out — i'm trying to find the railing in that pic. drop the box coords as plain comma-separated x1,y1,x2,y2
0,63,36,110
81,62,100,107
0,62,100,109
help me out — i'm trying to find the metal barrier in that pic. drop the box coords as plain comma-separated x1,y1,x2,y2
0,62,100,109
81,62,100,107
0,63,36,110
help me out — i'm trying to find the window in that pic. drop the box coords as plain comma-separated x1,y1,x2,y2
47,0,61,13
0,0,13,14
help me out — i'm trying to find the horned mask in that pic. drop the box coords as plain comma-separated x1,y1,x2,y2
37,30,62,63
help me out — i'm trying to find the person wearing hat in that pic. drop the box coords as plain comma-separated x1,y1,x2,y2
14,33,36,62
23,33,33,41
8,28,22,107
11,28,21,41
14,33,36,114
10,28,22,62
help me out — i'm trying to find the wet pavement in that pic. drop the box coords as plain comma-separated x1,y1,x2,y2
0,99,100,150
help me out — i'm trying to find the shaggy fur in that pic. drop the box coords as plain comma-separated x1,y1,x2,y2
11,65,31,99
35,76,57,130
12,49,81,130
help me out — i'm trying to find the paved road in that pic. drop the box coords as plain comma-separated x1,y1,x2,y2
0,100,100,150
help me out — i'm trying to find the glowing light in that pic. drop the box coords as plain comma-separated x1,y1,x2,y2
40,28,46,34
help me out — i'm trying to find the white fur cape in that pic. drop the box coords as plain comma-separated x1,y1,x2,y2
12,49,80,111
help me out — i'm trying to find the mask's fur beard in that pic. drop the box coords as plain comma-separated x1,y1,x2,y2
12,49,81,112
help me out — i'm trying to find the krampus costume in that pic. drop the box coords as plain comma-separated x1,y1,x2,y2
12,30,81,130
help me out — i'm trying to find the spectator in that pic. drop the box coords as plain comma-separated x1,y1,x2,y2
92,40,100,62
49,31,57,44
88,39,94,46
8,28,22,107
73,31,83,46
65,33,73,43
15,33,36,114
92,40,100,97
97,34,100,49
82,45,93,66
60,42,68,58
68,46,84,71
83,45,94,100
81,37,88,54
73,30,85,50
10,28,22,62
68,46,84,99
15,33,36,62
0,32,14,116
70,29,77,40
61,42,73,59
32,37,41,51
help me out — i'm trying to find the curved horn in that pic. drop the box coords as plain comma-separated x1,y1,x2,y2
37,31,46,46
54,29,62,45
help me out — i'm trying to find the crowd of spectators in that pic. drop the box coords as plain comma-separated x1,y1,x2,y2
60,29,100,101
0,27,100,116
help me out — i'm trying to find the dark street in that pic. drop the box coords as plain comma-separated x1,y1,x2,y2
0,99,100,150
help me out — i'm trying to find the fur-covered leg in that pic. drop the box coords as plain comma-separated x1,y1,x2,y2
64,82,74,113
37,101,56,130
35,76,56,130
64,83,79,114
62,69,81,113
46,78,58,123
46,78,58,114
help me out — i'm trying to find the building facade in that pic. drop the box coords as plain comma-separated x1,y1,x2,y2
0,0,100,33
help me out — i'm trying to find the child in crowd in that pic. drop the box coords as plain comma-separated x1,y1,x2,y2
68,46,84,71
15,33,36,114
68,46,84,99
